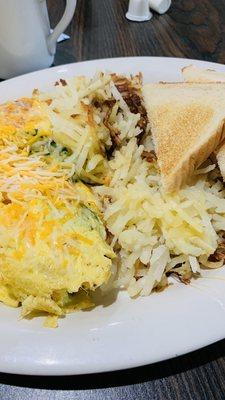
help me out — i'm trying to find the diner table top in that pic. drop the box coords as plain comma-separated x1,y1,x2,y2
1,0,225,399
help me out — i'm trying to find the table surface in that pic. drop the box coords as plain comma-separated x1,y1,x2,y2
1,0,225,398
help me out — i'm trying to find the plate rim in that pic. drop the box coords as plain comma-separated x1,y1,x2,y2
2,55,225,86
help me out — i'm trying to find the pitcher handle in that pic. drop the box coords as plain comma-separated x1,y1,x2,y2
47,0,77,56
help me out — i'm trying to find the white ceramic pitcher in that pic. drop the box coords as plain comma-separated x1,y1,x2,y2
0,0,77,79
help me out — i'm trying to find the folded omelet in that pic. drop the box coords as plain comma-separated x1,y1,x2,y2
0,94,114,327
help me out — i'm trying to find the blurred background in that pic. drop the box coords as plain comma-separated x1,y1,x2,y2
47,0,225,65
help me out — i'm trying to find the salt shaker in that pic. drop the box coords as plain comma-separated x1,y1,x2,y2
126,0,152,22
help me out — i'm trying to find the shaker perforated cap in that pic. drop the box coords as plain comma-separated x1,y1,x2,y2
126,0,152,22
149,0,171,14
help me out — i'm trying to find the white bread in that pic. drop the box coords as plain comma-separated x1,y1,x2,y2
182,65,225,180
143,82,225,192
182,65,225,83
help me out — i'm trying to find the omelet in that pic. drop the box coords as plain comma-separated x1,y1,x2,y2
0,94,114,327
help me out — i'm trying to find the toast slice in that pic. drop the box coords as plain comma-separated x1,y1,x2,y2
182,65,225,180
182,65,225,83
143,82,225,192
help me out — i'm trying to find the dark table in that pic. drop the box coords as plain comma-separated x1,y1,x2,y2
1,0,225,399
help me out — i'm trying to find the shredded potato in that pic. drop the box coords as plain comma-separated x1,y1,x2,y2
94,138,225,297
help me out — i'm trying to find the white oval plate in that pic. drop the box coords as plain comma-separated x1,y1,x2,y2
1,57,225,376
